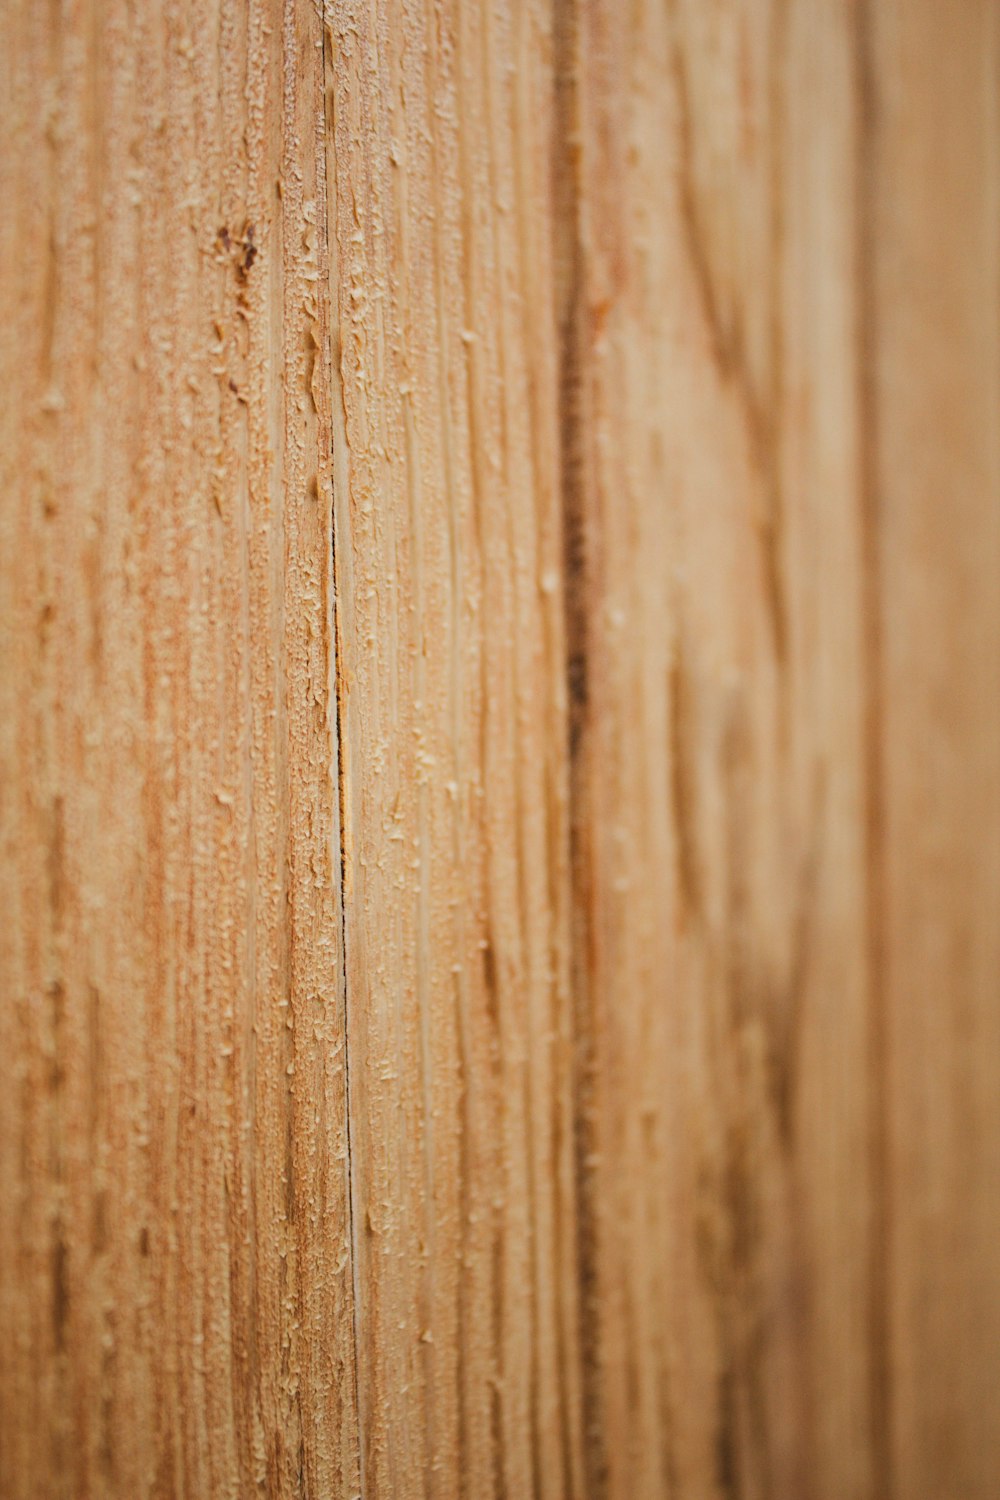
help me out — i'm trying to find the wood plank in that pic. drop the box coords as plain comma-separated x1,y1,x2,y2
869,3,1000,1494
325,1,583,1494
560,2,875,1494
2,2,998,1497
0,2,359,1495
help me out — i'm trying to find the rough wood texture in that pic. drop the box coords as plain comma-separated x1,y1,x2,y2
325,3,580,1494
2,2,998,1499
0,2,359,1494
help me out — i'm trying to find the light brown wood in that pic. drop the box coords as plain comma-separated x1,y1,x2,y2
870,4,1000,1493
0,2,359,1494
2,2,998,1498
561,3,873,1493
325,3,581,1493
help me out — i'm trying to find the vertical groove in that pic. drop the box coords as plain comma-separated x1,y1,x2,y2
321,11,366,1495
551,1,606,1495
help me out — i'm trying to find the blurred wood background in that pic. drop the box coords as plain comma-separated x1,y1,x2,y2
2,1,997,1497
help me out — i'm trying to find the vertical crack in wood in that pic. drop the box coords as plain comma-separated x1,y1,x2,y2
321,9,366,1494
552,1,607,1495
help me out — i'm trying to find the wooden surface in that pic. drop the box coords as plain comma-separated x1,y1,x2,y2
1,2,997,1498
0,2,359,1494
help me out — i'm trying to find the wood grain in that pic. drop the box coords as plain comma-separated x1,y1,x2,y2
2,2,998,1498
560,2,873,1494
869,3,1000,1494
325,3,582,1493
0,2,359,1495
